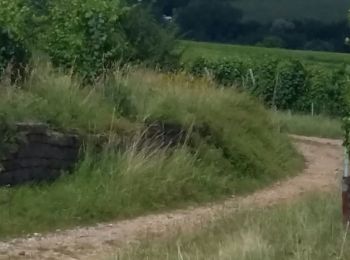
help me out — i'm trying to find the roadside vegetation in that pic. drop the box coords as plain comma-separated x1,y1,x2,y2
114,193,349,260
0,65,302,239
0,0,345,246
273,112,342,139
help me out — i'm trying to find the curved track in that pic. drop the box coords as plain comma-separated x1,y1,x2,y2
0,136,343,260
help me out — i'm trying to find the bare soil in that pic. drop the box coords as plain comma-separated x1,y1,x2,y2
0,135,343,260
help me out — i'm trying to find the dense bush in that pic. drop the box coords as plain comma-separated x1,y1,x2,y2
0,28,30,81
188,57,212,77
251,58,279,106
120,6,182,71
210,59,247,86
303,66,350,116
274,59,307,110
188,56,349,116
0,0,181,81
42,0,129,80
256,36,286,48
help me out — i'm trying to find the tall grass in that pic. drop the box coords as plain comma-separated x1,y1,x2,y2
114,192,349,260
272,111,342,139
0,64,302,239
0,145,218,237
113,70,303,188
0,63,123,133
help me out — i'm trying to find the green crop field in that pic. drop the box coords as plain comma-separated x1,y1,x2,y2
181,40,350,68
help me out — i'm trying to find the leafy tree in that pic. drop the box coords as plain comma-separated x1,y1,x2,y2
176,0,243,42
0,28,29,81
0,0,127,80
41,0,128,80
270,19,295,33
256,36,285,48
120,5,181,70
128,0,189,15
0,0,32,80
150,0,190,16
304,40,334,51
0,0,181,80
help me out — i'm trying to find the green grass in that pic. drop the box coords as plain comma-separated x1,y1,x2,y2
181,40,350,68
0,66,302,239
0,146,219,237
0,63,130,134
272,111,342,139
114,192,349,260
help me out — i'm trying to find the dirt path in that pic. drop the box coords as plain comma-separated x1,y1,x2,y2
0,135,343,260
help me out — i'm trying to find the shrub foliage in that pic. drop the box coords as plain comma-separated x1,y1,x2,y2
0,0,180,80
188,56,350,117
0,28,29,80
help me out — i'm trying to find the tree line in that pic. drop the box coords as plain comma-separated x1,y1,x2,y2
138,0,350,52
0,0,348,83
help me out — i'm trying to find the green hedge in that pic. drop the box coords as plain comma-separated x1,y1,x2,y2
188,56,350,117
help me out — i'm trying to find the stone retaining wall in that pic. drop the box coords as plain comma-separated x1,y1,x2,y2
0,121,191,186
0,123,81,186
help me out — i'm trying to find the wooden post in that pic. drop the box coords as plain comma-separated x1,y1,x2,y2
343,148,350,224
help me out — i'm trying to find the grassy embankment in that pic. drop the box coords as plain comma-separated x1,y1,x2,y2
0,63,302,239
